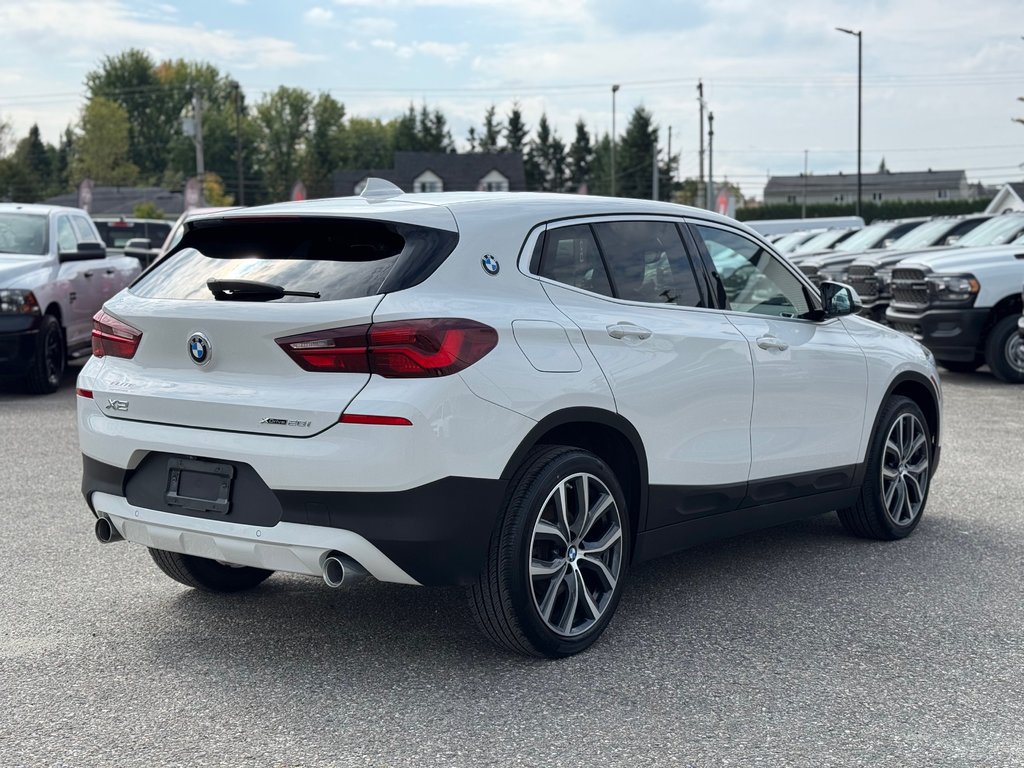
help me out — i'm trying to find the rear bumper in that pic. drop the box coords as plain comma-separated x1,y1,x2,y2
884,307,988,362
83,455,506,586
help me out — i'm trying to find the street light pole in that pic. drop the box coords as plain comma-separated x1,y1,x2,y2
230,80,244,206
707,111,714,211
836,27,862,217
611,84,620,196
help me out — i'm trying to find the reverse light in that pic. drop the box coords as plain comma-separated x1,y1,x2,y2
0,289,40,315
92,310,143,359
277,318,498,378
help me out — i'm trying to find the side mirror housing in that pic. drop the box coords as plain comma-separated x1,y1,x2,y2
819,281,863,318
58,240,107,262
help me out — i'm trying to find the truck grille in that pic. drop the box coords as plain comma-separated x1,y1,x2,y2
890,267,929,307
799,264,823,286
846,264,877,301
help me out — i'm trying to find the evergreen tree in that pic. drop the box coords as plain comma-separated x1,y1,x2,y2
526,113,568,192
503,102,528,154
480,105,502,153
589,134,612,196
568,119,592,192
615,107,670,200
392,104,420,152
466,126,478,152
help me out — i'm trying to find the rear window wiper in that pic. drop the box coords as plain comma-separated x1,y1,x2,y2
206,278,321,302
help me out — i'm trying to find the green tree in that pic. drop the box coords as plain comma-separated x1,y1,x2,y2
526,113,567,192
2,125,56,201
567,119,592,193
253,86,313,201
392,104,420,152
72,97,139,185
480,105,502,153
133,201,165,219
589,134,612,196
503,102,528,154
615,107,671,201
85,49,172,180
305,93,347,197
343,117,394,170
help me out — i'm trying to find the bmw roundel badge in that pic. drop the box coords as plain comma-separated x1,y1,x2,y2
481,254,500,275
188,332,212,366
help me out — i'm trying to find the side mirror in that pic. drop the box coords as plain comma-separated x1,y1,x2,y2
945,235,960,245
58,241,107,262
820,281,863,318
881,238,896,248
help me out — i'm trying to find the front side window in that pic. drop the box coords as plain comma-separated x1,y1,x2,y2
695,224,811,318
56,217,78,252
591,221,702,306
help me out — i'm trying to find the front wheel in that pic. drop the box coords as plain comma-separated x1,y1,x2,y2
469,446,630,658
24,314,66,394
149,548,273,592
837,395,932,540
984,316,1024,383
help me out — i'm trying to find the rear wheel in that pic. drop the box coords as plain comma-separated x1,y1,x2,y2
837,396,932,540
24,314,65,394
936,358,981,374
984,316,1024,383
149,548,273,592
469,445,630,657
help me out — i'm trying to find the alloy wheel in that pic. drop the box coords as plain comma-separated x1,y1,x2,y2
528,472,623,637
881,413,929,526
1004,332,1024,374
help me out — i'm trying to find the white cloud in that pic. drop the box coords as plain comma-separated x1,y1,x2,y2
370,38,467,64
304,6,335,23
348,16,398,36
331,0,589,23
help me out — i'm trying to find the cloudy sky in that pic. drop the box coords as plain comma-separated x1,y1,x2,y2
0,0,1021,198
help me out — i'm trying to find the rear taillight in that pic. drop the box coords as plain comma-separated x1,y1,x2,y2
92,310,143,359
276,319,497,378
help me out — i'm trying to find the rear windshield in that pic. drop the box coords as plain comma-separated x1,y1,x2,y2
95,220,173,249
130,217,458,302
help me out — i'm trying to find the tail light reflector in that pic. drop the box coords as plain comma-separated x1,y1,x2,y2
340,414,412,426
92,310,143,359
277,319,497,378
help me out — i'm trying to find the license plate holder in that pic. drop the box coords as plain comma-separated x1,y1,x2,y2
165,458,234,515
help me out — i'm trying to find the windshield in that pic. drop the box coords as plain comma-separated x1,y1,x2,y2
772,231,818,254
887,219,954,250
793,229,853,253
833,222,895,252
957,215,1024,247
0,213,48,256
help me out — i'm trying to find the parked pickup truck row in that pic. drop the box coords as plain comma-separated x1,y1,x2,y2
0,204,140,393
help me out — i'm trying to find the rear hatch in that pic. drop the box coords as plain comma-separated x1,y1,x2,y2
90,211,458,436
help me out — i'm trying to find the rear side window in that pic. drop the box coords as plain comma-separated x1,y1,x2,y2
71,216,100,244
130,217,458,302
538,224,613,297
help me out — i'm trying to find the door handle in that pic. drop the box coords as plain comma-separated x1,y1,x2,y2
105,269,116,275
607,323,652,340
756,335,789,351
83,271,95,278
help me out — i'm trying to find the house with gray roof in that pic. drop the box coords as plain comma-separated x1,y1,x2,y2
764,169,974,206
333,151,527,197
43,185,185,216
984,182,1024,214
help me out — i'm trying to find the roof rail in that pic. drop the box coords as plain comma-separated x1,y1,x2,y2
360,177,404,201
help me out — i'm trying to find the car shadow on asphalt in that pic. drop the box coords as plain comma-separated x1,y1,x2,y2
145,509,969,674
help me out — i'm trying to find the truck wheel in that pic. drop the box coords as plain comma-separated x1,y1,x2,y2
149,548,273,592
984,316,1024,384
24,314,66,394
936,359,980,374
837,396,931,540
468,445,630,658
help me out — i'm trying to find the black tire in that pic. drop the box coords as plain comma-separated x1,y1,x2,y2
936,358,981,374
24,314,66,394
149,548,273,592
837,395,932,540
984,316,1024,383
468,445,631,658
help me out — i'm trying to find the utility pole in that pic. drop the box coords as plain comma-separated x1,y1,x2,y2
802,149,808,218
652,141,659,201
231,80,244,205
667,125,673,187
611,84,620,196
836,27,863,217
707,112,714,211
192,90,206,207
697,80,705,208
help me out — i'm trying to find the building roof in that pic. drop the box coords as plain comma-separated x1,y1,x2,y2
984,182,1024,214
333,151,527,196
765,170,967,196
43,186,185,216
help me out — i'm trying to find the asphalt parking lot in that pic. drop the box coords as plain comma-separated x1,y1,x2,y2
1,365,1023,767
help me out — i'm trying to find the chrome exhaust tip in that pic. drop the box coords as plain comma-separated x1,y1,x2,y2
95,516,123,544
322,552,367,588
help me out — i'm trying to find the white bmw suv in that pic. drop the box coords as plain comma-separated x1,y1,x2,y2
78,182,942,657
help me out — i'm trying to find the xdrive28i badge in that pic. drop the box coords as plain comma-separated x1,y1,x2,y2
481,254,500,275
188,332,212,366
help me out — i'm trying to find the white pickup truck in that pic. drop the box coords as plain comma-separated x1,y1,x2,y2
0,203,141,393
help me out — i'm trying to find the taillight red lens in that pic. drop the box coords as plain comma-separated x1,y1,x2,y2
92,310,143,359
276,319,497,378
